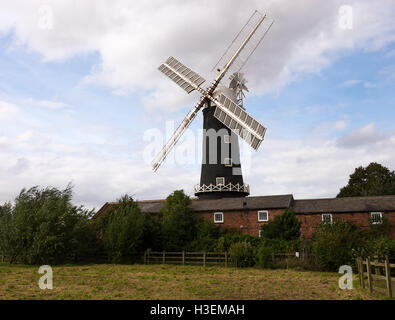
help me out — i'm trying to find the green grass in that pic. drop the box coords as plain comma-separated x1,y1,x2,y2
0,263,382,300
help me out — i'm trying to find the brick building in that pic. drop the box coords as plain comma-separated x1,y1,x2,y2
96,194,395,239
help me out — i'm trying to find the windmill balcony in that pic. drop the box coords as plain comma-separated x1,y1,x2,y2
194,182,250,194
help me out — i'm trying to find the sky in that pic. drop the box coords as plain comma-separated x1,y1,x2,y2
0,0,395,210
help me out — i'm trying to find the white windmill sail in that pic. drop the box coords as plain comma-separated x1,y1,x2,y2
212,10,274,84
158,57,206,94
151,96,206,172
212,93,266,150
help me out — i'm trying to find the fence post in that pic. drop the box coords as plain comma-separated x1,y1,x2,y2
225,252,228,268
357,258,362,287
203,252,206,267
360,258,365,289
385,255,392,299
144,250,147,265
358,258,363,287
375,257,381,276
182,251,185,265
366,257,372,293
162,251,165,264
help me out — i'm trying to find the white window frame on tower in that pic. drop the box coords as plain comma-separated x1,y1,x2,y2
224,135,231,144
214,212,224,223
371,212,383,225
224,158,232,167
258,210,269,222
216,177,225,186
322,213,332,224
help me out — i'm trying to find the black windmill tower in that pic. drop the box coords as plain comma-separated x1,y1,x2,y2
151,10,274,200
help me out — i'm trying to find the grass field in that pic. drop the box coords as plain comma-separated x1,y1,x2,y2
0,263,380,300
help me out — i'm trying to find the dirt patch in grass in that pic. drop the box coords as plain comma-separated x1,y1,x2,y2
0,263,380,300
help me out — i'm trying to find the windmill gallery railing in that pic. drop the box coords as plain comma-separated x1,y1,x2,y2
194,182,250,194
144,250,229,267
356,256,395,299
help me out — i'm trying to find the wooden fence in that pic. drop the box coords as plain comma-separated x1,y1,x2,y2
144,250,228,267
357,256,394,299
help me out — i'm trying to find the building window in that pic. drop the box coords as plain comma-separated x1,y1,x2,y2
371,212,383,224
258,210,269,222
214,212,224,223
322,213,332,224
224,135,231,144
224,158,232,167
216,177,225,186
258,229,262,238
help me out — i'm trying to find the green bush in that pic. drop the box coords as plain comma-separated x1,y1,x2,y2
255,244,273,268
357,236,395,259
260,207,301,240
0,202,16,261
187,217,224,251
229,241,255,267
103,195,160,263
159,190,196,251
255,239,300,268
214,233,260,252
311,220,364,271
0,185,96,265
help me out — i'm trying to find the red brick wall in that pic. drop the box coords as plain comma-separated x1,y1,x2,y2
298,211,395,238
197,209,286,237
197,209,395,239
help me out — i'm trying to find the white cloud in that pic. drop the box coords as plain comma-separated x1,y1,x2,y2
339,80,378,89
0,101,19,120
379,64,395,80
37,100,67,110
337,123,390,148
0,0,394,112
8,158,30,175
339,79,361,87
248,124,395,199
363,81,377,88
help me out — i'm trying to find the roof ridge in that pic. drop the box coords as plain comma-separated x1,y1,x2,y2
295,194,395,201
137,199,166,203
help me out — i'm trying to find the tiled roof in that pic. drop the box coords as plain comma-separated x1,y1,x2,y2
94,194,294,217
189,194,294,212
94,194,395,218
294,195,395,214
137,194,293,213
93,199,166,218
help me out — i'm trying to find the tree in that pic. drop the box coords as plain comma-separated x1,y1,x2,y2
0,185,96,264
0,203,17,262
337,162,395,197
187,217,224,251
311,220,364,271
103,195,160,263
259,207,301,241
229,241,255,267
159,190,196,251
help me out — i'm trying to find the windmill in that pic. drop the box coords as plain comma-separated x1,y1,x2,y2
152,10,274,199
